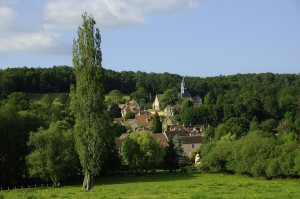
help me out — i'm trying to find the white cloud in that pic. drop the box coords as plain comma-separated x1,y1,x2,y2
0,6,14,29
0,0,199,53
0,32,68,53
44,0,199,29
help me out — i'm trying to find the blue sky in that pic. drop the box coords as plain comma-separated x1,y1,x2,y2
0,0,299,77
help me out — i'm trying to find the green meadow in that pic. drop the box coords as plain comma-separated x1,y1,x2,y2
1,173,299,199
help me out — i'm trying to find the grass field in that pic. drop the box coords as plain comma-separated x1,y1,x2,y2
1,172,299,199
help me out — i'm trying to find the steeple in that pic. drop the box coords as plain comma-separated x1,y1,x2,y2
180,77,191,99
181,77,186,94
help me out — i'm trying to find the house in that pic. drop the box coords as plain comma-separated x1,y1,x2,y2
164,128,204,158
179,136,203,157
164,105,174,117
152,94,162,111
119,113,154,131
119,100,140,117
192,95,203,106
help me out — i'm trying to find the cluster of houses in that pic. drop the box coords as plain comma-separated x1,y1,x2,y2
114,78,204,159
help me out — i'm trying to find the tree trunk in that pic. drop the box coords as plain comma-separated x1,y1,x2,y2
82,173,94,190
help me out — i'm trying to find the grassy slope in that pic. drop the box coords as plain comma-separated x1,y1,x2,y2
1,173,299,199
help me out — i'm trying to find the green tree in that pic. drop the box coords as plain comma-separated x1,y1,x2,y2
204,91,215,105
173,135,191,168
71,13,113,190
109,103,121,118
163,135,189,172
124,112,135,120
160,88,178,109
40,94,53,107
26,121,78,186
121,131,164,172
0,106,42,185
107,89,122,102
6,92,30,111
130,87,148,103
151,112,162,133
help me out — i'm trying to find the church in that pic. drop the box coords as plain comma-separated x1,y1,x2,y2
179,77,202,106
152,77,202,111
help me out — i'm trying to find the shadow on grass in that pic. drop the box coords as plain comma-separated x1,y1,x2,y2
94,171,199,186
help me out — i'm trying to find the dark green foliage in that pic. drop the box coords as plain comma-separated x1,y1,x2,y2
162,137,179,172
6,92,30,111
162,135,190,172
124,112,135,120
0,106,42,185
100,141,121,175
109,103,121,118
261,119,278,134
112,122,127,137
130,87,149,104
151,112,162,133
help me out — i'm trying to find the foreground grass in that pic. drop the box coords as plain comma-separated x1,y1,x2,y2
1,172,299,199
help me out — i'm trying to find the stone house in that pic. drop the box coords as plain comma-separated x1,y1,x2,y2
119,100,140,117
152,94,162,111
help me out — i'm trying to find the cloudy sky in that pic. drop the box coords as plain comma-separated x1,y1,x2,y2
0,0,299,77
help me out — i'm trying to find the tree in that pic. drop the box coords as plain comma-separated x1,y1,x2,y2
124,112,135,120
71,13,113,190
26,121,78,186
151,112,162,133
121,131,164,173
163,137,178,172
107,89,122,102
160,88,178,109
130,87,148,103
6,92,30,111
109,103,121,118
0,106,42,184
204,91,215,105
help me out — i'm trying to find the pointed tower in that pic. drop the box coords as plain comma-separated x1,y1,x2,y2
180,77,191,99
181,77,186,94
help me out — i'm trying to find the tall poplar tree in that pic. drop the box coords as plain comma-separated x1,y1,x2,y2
71,13,112,190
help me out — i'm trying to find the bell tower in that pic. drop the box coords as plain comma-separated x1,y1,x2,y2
181,77,186,96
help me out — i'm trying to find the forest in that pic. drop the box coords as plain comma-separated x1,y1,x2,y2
0,65,300,187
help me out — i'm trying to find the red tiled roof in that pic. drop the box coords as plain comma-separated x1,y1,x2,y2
153,133,168,143
133,114,153,127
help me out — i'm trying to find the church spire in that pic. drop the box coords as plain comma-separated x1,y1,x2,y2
180,77,191,99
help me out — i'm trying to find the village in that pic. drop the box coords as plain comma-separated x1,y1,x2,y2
114,78,205,160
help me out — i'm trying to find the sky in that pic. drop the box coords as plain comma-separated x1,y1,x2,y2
0,0,299,77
